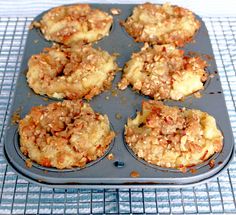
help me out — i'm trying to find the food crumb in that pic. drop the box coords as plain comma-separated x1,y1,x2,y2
128,44,132,47
12,112,21,124
33,39,39,44
11,108,22,124
25,159,32,168
113,52,120,57
180,167,187,173
115,113,122,120
105,95,110,100
107,153,115,160
204,54,213,60
194,92,202,98
190,168,197,174
130,170,140,178
42,97,49,101
29,21,40,30
209,159,215,168
209,74,215,78
111,89,118,97
110,8,121,15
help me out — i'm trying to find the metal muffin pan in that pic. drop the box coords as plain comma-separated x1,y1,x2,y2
3,4,235,188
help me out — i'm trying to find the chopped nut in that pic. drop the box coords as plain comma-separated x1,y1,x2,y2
29,21,41,30
130,170,140,178
209,159,215,168
111,89,118,97
107,153,115,160
194,92,202,98
11,107,22,124
190,168,197,174
25,159,32,168
110,8,121,15
115,113,122,120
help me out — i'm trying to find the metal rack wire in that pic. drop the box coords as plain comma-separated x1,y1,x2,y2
0,17,235,214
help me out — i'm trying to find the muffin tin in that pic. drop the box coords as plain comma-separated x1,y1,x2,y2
3,4,235,188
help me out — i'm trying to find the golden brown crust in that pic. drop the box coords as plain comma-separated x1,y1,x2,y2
19,100,115,169
122,3,200,46
33,4,113,45
125,101,223,170
118,44,208,100
27,44,118,100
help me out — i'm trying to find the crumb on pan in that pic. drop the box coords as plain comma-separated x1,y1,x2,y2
25,159,32,168
125,101,223,171
121,3,200,46
110,8,121,15
209,159,215,168
190,168,197,174
194,92,202,98
118,44,208,101
111,89,118,97
12,111,21,124
27,44,118,100
115,113,122,120
29,21,41,30
130,170,140,177
107,153,115,160
19,100,115,169
34,4,113,45
209,74,215,78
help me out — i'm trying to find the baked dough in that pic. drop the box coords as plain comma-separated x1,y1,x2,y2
118,44,207,100
27,44,118,100
19,100,115,169
125,101,223,170
121,3,200,46
32,4,113,45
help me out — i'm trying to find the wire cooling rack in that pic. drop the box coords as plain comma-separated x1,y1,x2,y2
0,17,236,214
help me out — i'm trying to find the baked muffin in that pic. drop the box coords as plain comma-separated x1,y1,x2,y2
32,4,113,45
125,101,223,171
121,3,200,46
118,44,207,100
27,44,118,100
19,100,115,169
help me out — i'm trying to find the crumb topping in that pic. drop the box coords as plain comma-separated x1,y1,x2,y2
19,100,115,169
125,101,223,170
33,4,113,45
27,44,118,100
121,3,200,46
118,44,207,100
